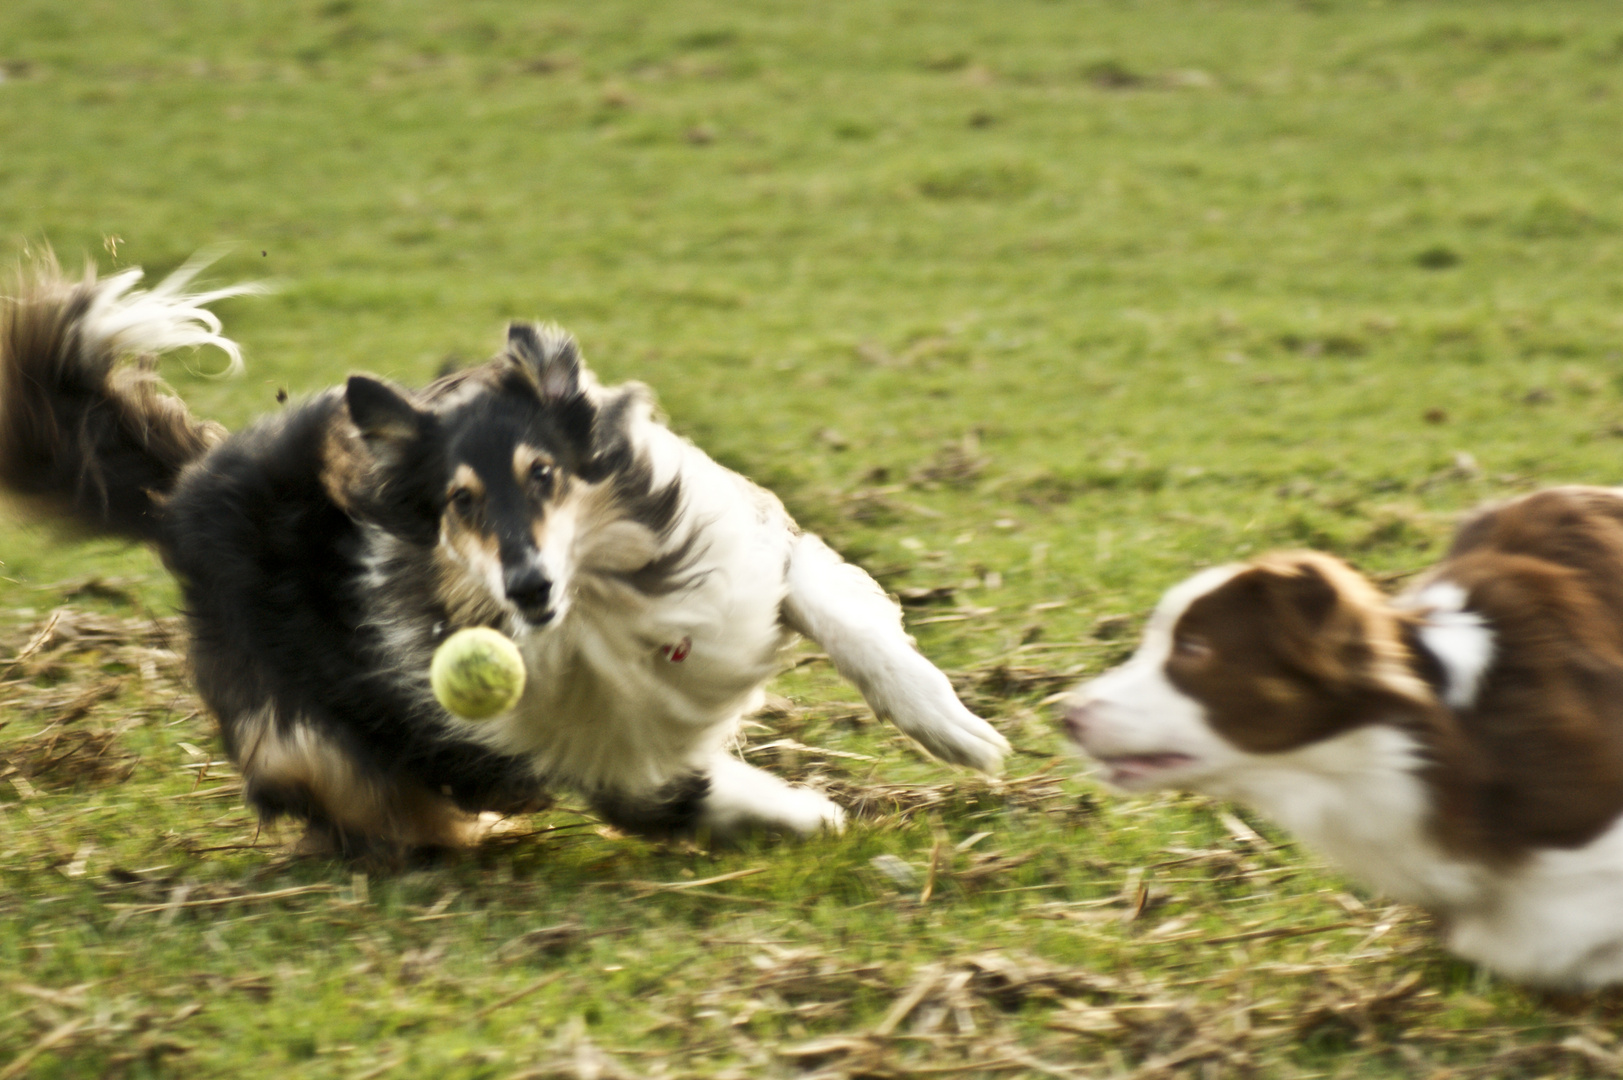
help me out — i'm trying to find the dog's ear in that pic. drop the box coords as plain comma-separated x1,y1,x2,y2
343,376,441,543
346,375,425,455
1256,560,1341,635
506,323,581,403
575,386,642,483
1247,555,1383,688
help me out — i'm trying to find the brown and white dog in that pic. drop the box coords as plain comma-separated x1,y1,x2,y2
1064,486,1623,988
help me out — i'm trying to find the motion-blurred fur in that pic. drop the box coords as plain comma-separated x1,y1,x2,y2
0,259,1008,854
1063,490,1623,988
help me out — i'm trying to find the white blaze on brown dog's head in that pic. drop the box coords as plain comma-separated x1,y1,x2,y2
1064,551,1433,793
1060,487,1623,989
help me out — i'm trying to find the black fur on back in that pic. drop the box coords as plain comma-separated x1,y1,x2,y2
164,391,550,826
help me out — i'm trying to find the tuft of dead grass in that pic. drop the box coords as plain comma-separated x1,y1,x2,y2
4,603,1620,1079
1,606,193,795
1,726,136,790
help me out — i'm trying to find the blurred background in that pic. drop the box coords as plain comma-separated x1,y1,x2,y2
7,0,1623,644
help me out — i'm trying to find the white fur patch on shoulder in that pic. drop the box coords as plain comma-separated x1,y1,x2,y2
1407,580,1494,709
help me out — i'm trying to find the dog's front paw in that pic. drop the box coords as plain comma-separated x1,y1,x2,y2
892,698,1010,774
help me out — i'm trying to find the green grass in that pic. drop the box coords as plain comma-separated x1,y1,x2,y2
5,0,1623,1076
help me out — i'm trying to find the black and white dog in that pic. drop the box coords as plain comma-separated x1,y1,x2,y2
0,260,1007,852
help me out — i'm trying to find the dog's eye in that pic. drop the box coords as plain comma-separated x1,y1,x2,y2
1173,635,1212,661
528,461,554,487
448,488,477,516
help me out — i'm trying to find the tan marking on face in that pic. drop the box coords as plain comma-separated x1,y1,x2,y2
530,489,582,623
434,465,506,623
512,443,556,488
433,549,509,627
513,443,575,575
447,463,485,504
434,510,507,627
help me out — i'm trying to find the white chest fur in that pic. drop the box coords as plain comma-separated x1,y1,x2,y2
1204,725,1486,914
484,433,801,790
1211,724,1623,988
1446,819,1623,988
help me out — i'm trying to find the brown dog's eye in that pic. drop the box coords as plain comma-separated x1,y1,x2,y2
1173,635,1212,661
448,488,477,516
528,461,554,487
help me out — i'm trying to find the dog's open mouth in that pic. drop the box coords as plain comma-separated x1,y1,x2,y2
511,597,557,627
1091,752,1196,786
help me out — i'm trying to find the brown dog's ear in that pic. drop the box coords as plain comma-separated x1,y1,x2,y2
506,323,581,402
346,375,425,455
1243,555,1365,685
1259,558,1340,634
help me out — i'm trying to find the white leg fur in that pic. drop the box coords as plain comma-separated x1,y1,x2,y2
781,534,1009,773
698,754,845,836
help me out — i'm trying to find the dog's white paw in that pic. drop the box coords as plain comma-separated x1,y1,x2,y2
700,757,847,837
778,787,847,836
702,784,845,837
889,698,1010,774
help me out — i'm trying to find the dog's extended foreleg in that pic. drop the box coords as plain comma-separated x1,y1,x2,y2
781,534,1009,772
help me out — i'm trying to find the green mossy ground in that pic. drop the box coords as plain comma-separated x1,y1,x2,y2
5,1,1623,1076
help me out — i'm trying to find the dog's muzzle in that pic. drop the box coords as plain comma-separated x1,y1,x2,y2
1062,699,1095,747
504,563,554,625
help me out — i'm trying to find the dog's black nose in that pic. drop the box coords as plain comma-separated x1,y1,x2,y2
505,566,552,617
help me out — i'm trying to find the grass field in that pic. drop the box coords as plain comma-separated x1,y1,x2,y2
6,1,1623,1076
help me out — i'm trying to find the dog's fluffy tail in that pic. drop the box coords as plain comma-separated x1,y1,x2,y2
0,256,261,543
783,534,1011,773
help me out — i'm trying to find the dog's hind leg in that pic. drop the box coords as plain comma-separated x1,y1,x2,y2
781,534,1009,773
698,754,845,837
588,758,843,839
235,709,479,855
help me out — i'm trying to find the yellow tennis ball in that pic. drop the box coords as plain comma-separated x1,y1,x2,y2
430,627,526,720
